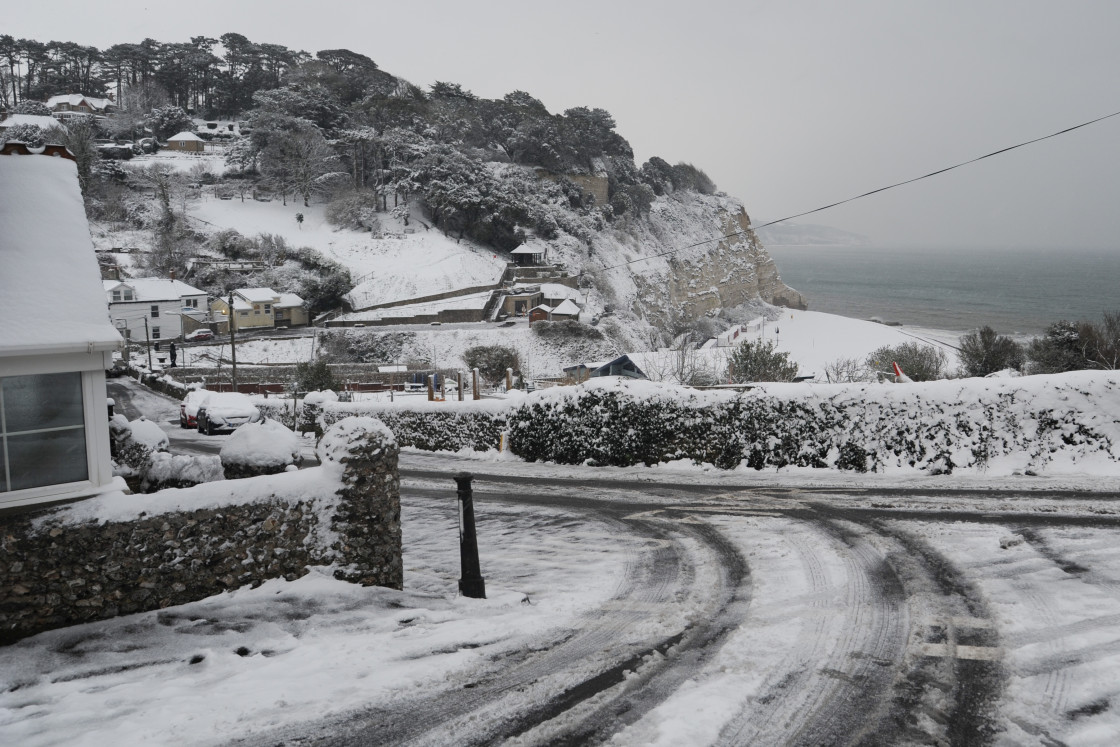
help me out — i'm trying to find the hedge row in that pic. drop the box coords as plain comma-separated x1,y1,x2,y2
298,374,1120,475
320,402,505,453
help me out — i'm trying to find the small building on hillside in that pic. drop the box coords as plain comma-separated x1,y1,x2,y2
500,288,543,317
104,278,208,342
511,244,547,267
0,147,124,510
563,355,648,383
211,288,307,332
273,293,310,328
550,298,582,322
540,282,583,308
165,131,205,153
528,304,552,325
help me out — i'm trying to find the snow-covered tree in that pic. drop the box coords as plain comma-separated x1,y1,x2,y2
12,99,52,116
145,105,193,140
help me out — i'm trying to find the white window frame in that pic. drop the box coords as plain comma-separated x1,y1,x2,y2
0,361,113,510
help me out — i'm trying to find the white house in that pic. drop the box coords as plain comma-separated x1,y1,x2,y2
104,278,209,343
0,147,124,509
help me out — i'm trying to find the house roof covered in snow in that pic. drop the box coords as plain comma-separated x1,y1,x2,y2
168,131,203,142
511,245,545,255
274,293,305,308
104,278,206,301
0,114,66,132
46,94,113,111
531,304,553,313
0,153,121,355
552,299,581,316
235,287,280,303
539,283,582,302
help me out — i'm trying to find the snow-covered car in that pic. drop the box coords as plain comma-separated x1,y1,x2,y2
195,392,261,435
184,329,214,342
179,389,210,428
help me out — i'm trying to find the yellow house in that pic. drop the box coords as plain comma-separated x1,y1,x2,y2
212,288,307,332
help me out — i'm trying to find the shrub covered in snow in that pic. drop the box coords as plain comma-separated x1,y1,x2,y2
315,372,1120,476
141,453,225,492
220,419,303,479
109,416,170,478
320,400,505,453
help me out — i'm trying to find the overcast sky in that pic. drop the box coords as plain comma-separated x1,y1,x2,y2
8,0,1120,247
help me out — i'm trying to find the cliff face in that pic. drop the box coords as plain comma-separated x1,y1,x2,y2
549,191,805,332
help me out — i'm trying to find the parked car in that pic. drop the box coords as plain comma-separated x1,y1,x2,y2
195,392,261,435
185,329,214,342
179,389,210,428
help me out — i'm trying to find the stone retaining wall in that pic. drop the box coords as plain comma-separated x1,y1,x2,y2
0,417,401,645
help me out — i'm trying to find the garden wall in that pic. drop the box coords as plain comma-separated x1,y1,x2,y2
0,418,400,645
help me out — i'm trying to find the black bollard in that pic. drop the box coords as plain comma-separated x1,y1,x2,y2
454,472,486,599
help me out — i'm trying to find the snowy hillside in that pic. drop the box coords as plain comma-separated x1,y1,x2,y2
188,193,505,308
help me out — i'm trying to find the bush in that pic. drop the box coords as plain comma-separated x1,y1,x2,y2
294,359,338,392
220,420,303,479
1027,321,1085,374
727,339,799,382
463,345,521,385
865,342,947,381
823,357,872,383
958,326,1024,377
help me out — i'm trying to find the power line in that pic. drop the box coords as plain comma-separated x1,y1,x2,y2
584,108,1120,275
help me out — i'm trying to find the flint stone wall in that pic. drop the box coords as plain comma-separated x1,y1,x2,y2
0,417,400,645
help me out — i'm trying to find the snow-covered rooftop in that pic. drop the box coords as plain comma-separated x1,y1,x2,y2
0,114,66,132
46,94,113,111
275,293,305,308
552,299,581,315
105,278,206,301
539,283,582,302
0,154,121,355
167,131,203,142
236,287,280,303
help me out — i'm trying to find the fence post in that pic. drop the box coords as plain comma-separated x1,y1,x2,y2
454,472,486,599
472,368,480,401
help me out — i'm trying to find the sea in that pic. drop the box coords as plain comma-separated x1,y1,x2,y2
766,245,1120,337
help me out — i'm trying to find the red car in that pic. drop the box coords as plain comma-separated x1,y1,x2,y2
185,329,215,342
179,389,209,428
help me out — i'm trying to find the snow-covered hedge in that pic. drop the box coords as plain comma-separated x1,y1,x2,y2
220,419,303,479
320,399,506,453
315,373,1120,475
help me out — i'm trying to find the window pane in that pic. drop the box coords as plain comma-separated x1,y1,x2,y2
6,428,88,491
2,373,85,433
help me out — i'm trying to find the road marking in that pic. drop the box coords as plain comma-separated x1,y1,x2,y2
919,643,1001,661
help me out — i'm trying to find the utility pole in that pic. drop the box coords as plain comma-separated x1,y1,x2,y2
228,292,237,392
143,317,153,370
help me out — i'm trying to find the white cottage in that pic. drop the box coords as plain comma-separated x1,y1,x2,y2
104,278,209,342
0,149,124,509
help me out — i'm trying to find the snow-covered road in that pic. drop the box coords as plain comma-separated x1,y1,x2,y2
7,382,1120,744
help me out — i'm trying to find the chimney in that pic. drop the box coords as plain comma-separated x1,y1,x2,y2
169,269,176,280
